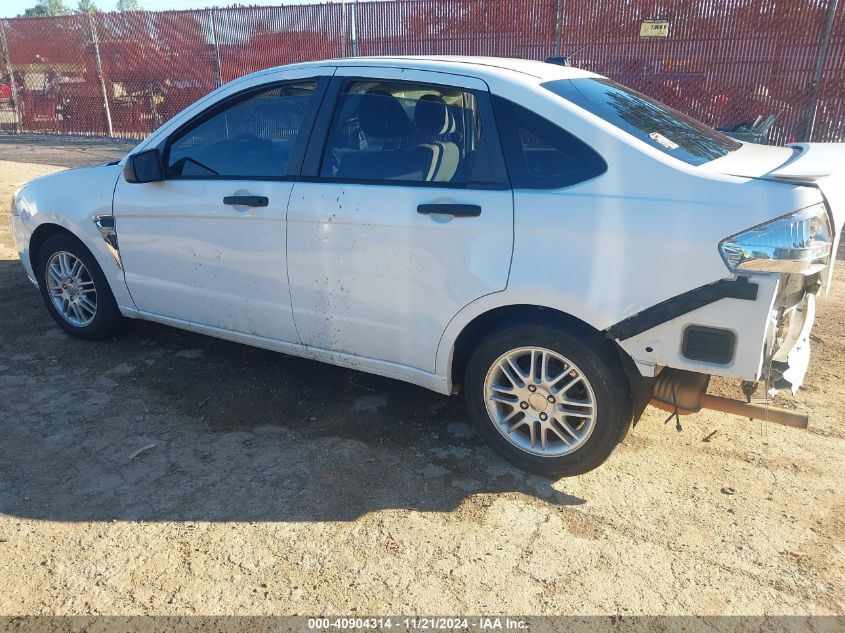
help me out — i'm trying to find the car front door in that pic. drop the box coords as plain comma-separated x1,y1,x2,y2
113,70,329,342
287,67,513,373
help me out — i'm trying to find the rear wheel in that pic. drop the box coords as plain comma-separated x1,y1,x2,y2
464,323,631,477
36,233,122,340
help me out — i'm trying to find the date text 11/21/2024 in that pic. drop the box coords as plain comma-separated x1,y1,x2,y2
307,617,528,630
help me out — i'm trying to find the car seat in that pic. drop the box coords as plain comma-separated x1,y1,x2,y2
412,94,461,182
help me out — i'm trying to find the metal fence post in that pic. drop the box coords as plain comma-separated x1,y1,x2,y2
87,11,114,137
803,0,839,142
340,0,349,58
0,21,21,133
349,0,359,57
552,0,563,57
209,8,223,88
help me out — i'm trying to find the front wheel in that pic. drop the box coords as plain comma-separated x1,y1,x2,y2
464,323,631,477
36,233,122,340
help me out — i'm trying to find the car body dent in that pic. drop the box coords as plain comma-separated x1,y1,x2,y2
287,182,513,373
11,164,135,310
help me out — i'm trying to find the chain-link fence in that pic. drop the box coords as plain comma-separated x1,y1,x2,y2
0,0,841,144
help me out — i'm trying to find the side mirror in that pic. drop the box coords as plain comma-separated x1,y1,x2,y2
123,148,164,183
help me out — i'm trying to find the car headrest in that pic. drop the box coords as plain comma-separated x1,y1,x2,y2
358,90,412,139
414,94,452,136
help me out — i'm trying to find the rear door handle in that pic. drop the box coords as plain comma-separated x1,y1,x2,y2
417,203,481,217
223,195,269,207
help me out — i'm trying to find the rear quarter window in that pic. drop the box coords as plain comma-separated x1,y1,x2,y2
492,95,607,189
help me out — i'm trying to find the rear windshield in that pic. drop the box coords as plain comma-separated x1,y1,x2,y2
542,78,741,166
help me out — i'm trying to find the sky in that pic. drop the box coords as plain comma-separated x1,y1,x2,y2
2,0,324,18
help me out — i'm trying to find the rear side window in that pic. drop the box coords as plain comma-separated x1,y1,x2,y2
320,80,508,187
544,78,741,166
166,80,317,178
492,96,607,189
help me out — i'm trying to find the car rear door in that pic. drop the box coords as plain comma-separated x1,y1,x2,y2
113,69,330,342
286,66,513,373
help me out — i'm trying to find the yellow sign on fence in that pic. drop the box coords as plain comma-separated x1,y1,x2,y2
640,20,670,38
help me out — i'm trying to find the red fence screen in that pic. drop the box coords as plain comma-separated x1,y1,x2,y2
0,0,841,144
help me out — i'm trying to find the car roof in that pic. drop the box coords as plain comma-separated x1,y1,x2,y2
259,55,600,83
131,56,601,156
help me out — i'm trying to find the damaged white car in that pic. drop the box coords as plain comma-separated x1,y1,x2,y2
11,56,843,476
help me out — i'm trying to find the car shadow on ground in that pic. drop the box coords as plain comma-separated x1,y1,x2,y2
0,260,585,523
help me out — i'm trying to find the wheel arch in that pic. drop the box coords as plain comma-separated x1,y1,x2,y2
441,301,653,421
27,220,135,312
444,303,601,391
28,223,78,275
14,162,134,303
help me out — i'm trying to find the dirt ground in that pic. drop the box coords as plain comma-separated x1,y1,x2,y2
0,135,843,619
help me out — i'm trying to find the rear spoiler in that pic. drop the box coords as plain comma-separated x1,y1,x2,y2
767,143,843,181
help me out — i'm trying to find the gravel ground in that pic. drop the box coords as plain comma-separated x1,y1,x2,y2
0,136,843,619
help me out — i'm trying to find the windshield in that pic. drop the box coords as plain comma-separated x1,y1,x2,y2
543,78,741,166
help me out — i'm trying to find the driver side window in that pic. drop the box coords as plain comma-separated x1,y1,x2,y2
166,80,317,178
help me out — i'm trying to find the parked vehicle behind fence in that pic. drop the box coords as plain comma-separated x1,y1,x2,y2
11,57,844,476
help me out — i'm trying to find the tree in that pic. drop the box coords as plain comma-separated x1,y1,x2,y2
115,0,141,10
22,0,70,16
77,0,97,12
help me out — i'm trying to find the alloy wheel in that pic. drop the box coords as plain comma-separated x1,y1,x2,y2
483,346,597,457
45,251,97,327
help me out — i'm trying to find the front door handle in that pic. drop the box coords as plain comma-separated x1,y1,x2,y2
223,195,269,207
417,203,481,217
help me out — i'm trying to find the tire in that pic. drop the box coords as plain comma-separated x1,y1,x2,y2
464,322,631,477
36,233,122,340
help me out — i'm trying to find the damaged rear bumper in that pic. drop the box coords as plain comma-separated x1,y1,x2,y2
614,272,819,393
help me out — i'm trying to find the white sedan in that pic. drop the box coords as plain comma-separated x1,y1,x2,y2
11,56,843,476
